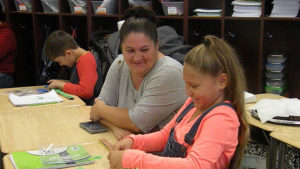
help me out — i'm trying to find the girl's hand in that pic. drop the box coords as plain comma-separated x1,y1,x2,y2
107,150,125,169
113,138,133,151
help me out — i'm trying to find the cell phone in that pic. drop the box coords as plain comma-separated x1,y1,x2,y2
79,121,107,134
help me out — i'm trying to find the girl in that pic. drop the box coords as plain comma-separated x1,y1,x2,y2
107,35,249,169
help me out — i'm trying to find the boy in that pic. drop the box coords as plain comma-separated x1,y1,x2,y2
44,30,101,105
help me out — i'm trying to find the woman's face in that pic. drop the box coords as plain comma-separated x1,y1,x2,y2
122,32,158,77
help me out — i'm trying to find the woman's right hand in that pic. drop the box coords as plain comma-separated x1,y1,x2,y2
113,138,133,151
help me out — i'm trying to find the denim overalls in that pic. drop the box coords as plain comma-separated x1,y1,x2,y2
161,102,233,158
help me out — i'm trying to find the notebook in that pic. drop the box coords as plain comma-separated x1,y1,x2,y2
10,145,94,169
9,89,63,106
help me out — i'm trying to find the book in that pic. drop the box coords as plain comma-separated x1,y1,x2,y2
9,88,49,96
9,89,63,106
193,8,222,17
10,145,94,169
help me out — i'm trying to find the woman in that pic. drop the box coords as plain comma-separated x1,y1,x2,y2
90,7,186,139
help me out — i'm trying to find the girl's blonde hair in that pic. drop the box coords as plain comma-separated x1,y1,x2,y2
184,35,249,167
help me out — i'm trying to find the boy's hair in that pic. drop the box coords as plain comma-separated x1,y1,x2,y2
44,30,78,60
120,6,158,45
184,35,249,167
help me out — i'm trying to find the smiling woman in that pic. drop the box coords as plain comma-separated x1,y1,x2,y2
90,7,187,140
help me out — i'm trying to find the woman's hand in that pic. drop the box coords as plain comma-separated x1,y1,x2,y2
111,127,133,141
90,99,106,122
113,138,133,151
47,79,66,90
107,150,126,169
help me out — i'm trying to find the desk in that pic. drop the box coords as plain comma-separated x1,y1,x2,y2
245,93,300,132
245,93,300,169
269,129,300,169
0,86,85,111
0,106,117,154
3,143,112,169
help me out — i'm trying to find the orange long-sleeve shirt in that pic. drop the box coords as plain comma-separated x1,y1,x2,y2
122,97,240,169
63,52,98,99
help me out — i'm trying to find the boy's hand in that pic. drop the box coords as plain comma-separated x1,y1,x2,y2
47,79,66,90
110,126,133,141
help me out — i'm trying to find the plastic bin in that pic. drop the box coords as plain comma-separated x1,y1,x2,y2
265,63,285,71
267,55,286,63
13,0,32,12
266,71,285,79
0,0,4,11
265,85,285,95
91,0,117,14
128,0,151,8
266,79,285,87
161,1,183,15
68,0,87,14
41,0,59,13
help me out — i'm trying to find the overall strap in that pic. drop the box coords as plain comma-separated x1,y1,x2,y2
175,102,194,123
184,102,234,145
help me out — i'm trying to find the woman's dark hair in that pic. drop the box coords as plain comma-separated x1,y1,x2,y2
0,3,5,21
120,6,158,45
44,30,78,60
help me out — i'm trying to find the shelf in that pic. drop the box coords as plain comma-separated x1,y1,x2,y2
61,13,87,17
35,12,59,16
264,17,300,21
2,0,300,98
188,16,222,20
8,11,33,15
91,14,121,18
224,16,262,20
157,15,184,19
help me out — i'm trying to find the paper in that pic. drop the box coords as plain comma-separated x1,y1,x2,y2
250,98,300,123
270,0,300,17
10,145,94,169
9,89,63,106
231,0,262,17
244,91,257,103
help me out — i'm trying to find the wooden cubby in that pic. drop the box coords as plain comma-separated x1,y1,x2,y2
2,0,300,98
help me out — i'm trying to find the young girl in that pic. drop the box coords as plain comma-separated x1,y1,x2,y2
107,35,249,169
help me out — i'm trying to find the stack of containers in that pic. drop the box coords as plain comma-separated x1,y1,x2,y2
0,0,4,11
41,0,59,13
128,0,151,8
265,53,287,95
160,0,184,16
13,0,33,12
68,0,87,14
91,0,117,14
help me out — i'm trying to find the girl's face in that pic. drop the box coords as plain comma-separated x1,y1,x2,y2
122,32,158,77
183,64,227,111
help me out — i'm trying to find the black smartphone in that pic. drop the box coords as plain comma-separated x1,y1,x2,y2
79,121,107,134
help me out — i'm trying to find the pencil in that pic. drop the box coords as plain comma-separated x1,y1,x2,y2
99,140,111,151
